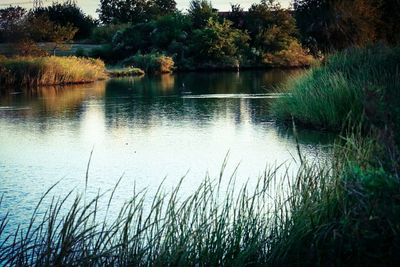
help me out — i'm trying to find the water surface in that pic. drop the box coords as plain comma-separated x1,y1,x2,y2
0,70,334,229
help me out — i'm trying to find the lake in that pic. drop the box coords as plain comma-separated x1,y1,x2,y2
0,70,334,231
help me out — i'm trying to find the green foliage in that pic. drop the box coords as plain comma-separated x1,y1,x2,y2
150,12,191,52
262,40,315,67
148,0,177,19
0,56,107,86
0,6,26,43
121,53,175,74
246,0,298,55
376,0,400,44
91,0,311,69
188,0,217,28
272,45,400,134
98,0,177,24
33,2,96,40
90,23,130,44
189,18,250,64
269,132,400,266
294,0,380,52
98,0,149,24
89,44,117,62
112,22,155,54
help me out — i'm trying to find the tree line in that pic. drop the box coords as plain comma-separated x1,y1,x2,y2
0,0,399,69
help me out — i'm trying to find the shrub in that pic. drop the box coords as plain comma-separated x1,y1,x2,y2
262,40,315,67
121,53,175,74
90,24,130,44
107,67,145,77
89,44,121,63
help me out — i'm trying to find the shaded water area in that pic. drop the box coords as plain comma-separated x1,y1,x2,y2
0,70,335,233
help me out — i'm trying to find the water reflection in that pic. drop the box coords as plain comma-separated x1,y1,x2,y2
0,70,334,235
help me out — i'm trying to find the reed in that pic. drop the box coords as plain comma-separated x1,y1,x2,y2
271,45,400,131
1,131,399,266
0,56,108,87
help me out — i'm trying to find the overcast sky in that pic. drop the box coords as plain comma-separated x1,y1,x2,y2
0,0,291,17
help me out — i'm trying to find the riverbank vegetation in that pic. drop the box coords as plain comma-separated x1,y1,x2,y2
272,45,400,132
0,56,107,86
0,0,315,71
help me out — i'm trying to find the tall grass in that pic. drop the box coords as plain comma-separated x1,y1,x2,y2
1,131,399,266
0,56,108,87
271,45,400,131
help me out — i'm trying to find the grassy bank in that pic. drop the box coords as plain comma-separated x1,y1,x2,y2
271,45,400,133
0,56,108,87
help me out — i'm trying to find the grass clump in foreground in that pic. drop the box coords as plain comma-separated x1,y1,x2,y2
107,67,145,77
0,56,108,87
271,45,400,133
1,130,400,266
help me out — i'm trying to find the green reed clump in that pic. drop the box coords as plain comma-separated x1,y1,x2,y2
0,163,283,266
0,56,108,87
271,45,400,131
269,130,400,266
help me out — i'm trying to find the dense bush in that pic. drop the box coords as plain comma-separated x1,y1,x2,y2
91,0,313,70
33,2,96,40
262,40,315,67
90,23,130,44
189,18,249,64
121,53,175,74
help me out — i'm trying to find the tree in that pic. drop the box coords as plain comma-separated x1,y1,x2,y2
148,0,177,18
189,18,249,62
188,0,217,29
150,12,191,51
225,4,245,29
34,2,96,40
0,6,26,42
48,23,78,56
98,0,149,24
98,0,176,24
375,0,400,44
293,0,380,51
246,0,297,53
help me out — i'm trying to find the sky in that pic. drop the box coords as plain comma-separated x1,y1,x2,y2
0,0,291,17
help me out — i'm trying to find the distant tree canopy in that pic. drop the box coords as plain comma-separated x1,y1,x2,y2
246,0,297,53
0,6,26,42
293,0,400,51
187,0,217,29
189,18,249,62
94,0,313,69
33,2,96,40
98,0,177,24
375,0,400,44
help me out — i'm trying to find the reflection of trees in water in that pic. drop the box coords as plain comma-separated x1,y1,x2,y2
0,70,311,137
0,81,107,132
103,74,278,130
275,123,337,146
